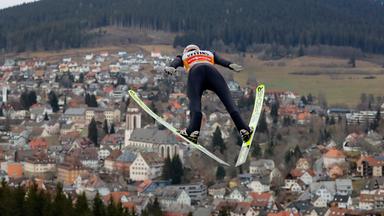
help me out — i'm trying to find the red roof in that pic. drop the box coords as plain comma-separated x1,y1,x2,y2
324,148,345,158
248,192,272,207
102,192,130,204
29,138,49,150
268,211,300,216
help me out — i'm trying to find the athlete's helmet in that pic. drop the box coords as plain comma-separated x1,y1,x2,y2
183,44,200,54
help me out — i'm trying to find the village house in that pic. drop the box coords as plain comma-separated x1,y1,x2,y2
155,187,191,208
247,178,270,193
85,107,121,124
62,108,86,123
103,150,122,172
231,202,258,216
249,159,275,176
68,147,99,169
322,148,346,169
114,150,136,174
226,187,249,202
171,182,207,202
359,188,384,210
289,168,316,186
248,192,274,210
335,179,353,195
357,155,384,177
208,183,227,199
57,160,89,185
24,154,56,178
29,137,49,150
129,152,163,181
310,181,336,203
6,162,23,179
331,195,352,209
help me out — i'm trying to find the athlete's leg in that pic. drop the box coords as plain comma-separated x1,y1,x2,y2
207,66,250,132
186,66,205,135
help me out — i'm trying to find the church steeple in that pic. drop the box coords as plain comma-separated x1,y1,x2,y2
126,101,142,130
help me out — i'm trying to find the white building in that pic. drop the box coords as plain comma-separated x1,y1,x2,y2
247,180,270,193
129,152,164,181
155,188,191,208
171,182,207,202
249,159,275,175
24,157,56,175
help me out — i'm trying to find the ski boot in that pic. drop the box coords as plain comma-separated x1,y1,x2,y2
178,129,199,144
240,128,254,143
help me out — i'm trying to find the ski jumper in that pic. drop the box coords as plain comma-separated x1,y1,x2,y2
169,50,250,134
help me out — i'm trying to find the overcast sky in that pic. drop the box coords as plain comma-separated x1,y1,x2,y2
0,0,38,10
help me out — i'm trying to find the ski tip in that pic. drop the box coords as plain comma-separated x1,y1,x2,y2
128,90,136,96
256,84,265,92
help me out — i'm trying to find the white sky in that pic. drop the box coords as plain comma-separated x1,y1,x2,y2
0,0,38,10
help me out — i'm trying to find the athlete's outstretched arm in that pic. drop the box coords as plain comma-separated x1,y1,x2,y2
213,52,232,68
213,52,243,72
169,55,183,68
164,55,183,76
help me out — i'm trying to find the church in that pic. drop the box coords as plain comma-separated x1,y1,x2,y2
124,102,184,160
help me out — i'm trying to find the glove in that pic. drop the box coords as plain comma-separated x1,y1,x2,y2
164,66,176,76
229,63,244,72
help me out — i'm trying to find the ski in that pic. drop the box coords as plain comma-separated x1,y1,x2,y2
235,84,265,167
128,90,230,166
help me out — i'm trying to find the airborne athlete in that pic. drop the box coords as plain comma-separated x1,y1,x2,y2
164,44,253,144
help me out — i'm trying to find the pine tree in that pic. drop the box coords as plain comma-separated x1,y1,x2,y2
44,112,49,121
48,91,60,112
171,154,184,184
103,119,109,134
88,118,99,147
212,126,226,153
145,198,162,216
93,193,106,216
110,123,115,134
307,93,313,105
28,91,37,107
89,94,98,107
294,145,302,159
216,165,226,180
20,91,29,110
85,93,91,106
63,95,67,113
106,199,118,216
51,183,74,216
75,192,91,216
218,206,230,216
79,73,84,83
300,96,307,105
4,114,11,131
162,156,172,181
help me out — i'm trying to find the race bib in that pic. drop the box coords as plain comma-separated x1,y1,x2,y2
182,50,214,71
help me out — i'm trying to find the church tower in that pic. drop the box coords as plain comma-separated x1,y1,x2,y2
124,102,142,147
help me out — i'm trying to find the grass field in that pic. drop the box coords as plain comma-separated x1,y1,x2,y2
235,55,384,107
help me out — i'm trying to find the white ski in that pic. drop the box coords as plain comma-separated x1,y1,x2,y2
128,90,230,166
235,84,265,167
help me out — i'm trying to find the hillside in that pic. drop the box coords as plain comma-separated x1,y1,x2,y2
0,0,384,53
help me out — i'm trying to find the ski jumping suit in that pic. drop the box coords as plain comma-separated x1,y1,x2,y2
169,50,250,135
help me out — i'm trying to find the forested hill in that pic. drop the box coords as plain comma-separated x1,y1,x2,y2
1,0,384,53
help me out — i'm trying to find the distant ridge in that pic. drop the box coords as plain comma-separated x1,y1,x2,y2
0,0,383,53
